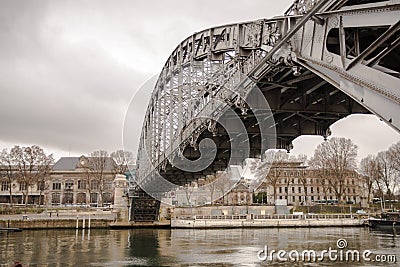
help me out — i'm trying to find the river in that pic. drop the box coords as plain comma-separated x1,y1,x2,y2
0,227,398,266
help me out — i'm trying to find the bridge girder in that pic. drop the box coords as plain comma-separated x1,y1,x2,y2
133,0,400,205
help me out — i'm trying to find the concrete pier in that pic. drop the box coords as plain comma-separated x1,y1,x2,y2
171,214,365,228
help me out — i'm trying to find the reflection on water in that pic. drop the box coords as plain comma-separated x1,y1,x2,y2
0,227,398,266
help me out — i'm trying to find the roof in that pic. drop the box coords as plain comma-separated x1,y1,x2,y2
53,157,80,171
53,156,116,171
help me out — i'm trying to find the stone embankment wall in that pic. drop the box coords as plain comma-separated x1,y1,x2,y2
171,218,364,228
0,219,112,229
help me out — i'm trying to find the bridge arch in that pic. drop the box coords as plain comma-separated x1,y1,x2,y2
128,0,400,221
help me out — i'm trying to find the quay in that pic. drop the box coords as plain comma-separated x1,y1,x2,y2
171,214,365,229
0,212,367,229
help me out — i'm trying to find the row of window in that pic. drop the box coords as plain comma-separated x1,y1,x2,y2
274,195,359,203
0,180,113,192
272,171,357,178
279,178,357,185
277,186,357,195
1,181,45,191
52,180,113,191
50,192,114,204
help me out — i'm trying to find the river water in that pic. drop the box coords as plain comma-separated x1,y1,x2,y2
0,227,398,266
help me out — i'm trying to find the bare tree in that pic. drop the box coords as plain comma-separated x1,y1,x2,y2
204,174,217,204
89,150,113,207
82,161,92,205
359,154,380,204
111,150,135,175
183,184,195,206
214,172,231,205
388,142,400,195
0,149,15,206
10,145,53,206
309,137,358,204
256,150,289,204
388,142,400,171
36,155,53,206
298,168,309,207
376,150,397,201
289,154,308,164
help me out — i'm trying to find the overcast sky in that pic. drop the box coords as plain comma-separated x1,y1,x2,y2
1,0,399,163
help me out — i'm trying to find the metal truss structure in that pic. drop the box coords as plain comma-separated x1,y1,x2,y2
131,0,400,221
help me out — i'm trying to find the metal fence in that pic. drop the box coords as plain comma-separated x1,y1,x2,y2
177,214,355,220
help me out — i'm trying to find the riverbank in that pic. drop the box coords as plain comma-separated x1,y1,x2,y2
0,209,117,229
1,211,368,229
171,214,366,228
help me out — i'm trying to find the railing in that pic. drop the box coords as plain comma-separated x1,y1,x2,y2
254,214,354,220
194,215,248,220
175,213,355,220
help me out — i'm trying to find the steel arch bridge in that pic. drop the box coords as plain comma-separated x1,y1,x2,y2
130,0,400,221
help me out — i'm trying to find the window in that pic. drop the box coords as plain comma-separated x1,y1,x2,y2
353,188,356,194
53,182,61,190
78,180,86,190
90,181,99,190
90,193,98,204
285,187,288,193
37,181,45,191
62,193,73,204
103,182,113,190
1,181,9,191
298,187,301,193
65,181,74,190
52,193,61,204
311,187,314,193
291,187,295,193
19,182,27,191
279,187,282,194
102,192,113,204
76,193,86,204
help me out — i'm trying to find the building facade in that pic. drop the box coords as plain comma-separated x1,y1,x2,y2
48,156,116,206
255,162,368,206
0,155,118,206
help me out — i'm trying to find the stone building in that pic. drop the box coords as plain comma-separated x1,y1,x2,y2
255,161,368,206
0,155,118,206
49,156,116,206
0,174,44,205
216,179,253,205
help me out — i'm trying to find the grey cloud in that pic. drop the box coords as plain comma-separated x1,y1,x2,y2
0,0,398,161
